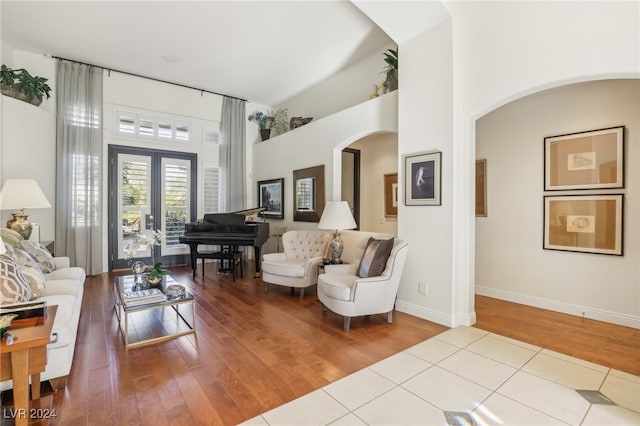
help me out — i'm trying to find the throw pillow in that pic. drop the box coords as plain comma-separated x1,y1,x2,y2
357,237,394,278
20,266,46,299
4,244,46,298
0,228,24,249
20,240,56,273
0,253,32,304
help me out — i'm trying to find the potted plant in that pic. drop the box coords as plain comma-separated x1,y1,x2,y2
0,65,52,106
382,48,398,93
147,262,170,284
248,111,275,141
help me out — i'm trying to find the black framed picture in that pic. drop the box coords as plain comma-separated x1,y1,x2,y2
404,151,441,206
257,178,284,219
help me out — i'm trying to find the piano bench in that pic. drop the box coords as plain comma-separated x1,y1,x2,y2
198,250,243,281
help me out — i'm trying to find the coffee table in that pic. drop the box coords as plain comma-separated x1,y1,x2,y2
113,275,196,348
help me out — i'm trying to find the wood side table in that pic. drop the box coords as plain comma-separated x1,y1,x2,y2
0,305,57,426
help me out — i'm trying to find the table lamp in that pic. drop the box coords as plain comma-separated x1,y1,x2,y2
0,179,52,240
318,201,357,264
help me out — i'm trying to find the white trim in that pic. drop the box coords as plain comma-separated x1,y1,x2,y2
476,286,640,330
395,299,475,328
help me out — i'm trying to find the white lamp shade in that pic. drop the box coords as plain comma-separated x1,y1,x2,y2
0,238,6,255
0,179,52,210
318,201,357,231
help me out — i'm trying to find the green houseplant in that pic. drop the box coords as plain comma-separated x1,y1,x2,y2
382,48,398,93
0,65,52,106
147,262,170,283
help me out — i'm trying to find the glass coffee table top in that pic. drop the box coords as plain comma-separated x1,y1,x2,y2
113,274,196,348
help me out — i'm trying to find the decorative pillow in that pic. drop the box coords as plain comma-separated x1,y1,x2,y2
0,253,32,304
4,245,46,298
20,240,56,273
0,228,24,249
20,266,46,299
357,237,394,278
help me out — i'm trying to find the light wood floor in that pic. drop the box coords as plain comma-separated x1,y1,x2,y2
1,262,638,425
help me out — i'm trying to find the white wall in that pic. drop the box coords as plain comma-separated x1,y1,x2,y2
278,43,396,122
357,0,639,327
395,20,455,325
252,92,398,233
447,0,639,327
348,132,398,234
476,79,639,327
1,50,56,242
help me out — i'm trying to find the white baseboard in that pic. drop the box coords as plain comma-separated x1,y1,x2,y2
476,286,640,330
395,300,476,328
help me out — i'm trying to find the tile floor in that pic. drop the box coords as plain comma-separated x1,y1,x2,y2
240,327,640,425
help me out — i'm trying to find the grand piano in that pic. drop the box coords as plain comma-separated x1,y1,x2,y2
179,208,270,279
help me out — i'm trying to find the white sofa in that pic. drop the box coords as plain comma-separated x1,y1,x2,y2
317,230,408,331
1,242,86,391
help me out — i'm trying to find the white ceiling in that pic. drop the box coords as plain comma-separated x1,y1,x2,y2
1,1,394,105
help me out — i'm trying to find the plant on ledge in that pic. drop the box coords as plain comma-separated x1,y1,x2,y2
248,111,274,130
382,48,398,93
249,110,275,141
0,65,52,106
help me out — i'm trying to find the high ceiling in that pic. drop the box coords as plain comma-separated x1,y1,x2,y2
1,1,394,105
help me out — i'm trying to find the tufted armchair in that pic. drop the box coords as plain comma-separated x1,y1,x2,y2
261,230,331,298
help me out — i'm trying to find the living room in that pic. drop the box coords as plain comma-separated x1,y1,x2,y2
1,1,639,425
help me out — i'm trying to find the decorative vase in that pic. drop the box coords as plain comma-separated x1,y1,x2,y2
260,128,271,141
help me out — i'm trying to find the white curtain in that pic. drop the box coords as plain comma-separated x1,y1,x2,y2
221,97,247,212
55,61,103,274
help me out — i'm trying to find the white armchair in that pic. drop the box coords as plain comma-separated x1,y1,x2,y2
261,230,331,298
317,237,408,331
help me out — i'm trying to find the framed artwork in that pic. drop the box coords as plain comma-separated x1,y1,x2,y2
543,194,623,256
475,159,487,217
257,178,284,219
293,165,325,222
404,151,441,206
384,173,398,218
544,126,624,190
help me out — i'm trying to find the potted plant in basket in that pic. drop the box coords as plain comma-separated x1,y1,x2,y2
1,65,52,106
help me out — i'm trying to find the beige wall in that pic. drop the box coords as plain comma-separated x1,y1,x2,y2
476,79,639,327
348,132,398,234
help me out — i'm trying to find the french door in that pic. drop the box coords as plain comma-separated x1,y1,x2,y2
108,145,196,270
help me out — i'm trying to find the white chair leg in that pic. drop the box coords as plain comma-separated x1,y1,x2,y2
387,311,393,324
299,288,304,299
263,282,268,292
343,316,351,331
321,303,327,312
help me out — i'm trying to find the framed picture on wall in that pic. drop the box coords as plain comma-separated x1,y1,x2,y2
384,173,398,218
475,159,487,217
543,194,623,256
544,126,624,190
404,151,441,206
257,178,284,219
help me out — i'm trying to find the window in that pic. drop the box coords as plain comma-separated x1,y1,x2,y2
203,165,221,213
203,124,222,146
116,110,191,143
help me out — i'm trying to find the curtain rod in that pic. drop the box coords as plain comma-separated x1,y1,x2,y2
51,55,247,103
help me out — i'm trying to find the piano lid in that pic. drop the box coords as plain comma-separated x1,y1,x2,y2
233,207,267,216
